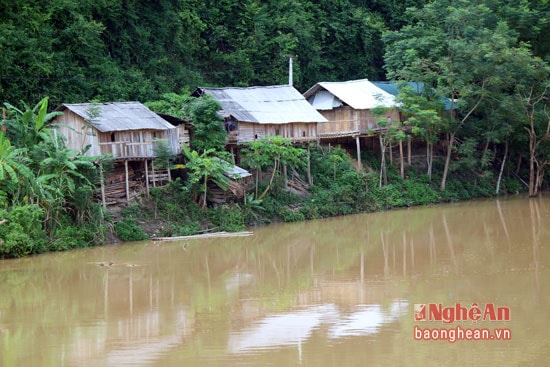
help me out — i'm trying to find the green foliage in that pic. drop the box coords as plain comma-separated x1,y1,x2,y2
402,179,441,205
186,95,227,153
0,205,47,258
209,204,246,232
241,136,306,199
115,217,149,242
145,93,192,119
153,139,173,170
1,0,548,104
182,148,230,208
277,206,305,223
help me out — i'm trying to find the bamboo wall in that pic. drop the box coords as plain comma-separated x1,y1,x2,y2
235,122,318,144
53,111,179,159
317,107,401,138
54,110,100,155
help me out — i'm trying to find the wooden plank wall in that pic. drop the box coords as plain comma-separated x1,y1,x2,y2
54,110,100,155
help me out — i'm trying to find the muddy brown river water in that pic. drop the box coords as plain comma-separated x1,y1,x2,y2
1,196,549,366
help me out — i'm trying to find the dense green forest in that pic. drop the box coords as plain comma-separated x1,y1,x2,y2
1,0,550,258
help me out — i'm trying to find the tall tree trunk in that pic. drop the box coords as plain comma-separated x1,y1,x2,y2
399,139,404,179
495,137,508,195
528,131,537,197
440,132,455,191
379,134,387,188
427,142,433,181
481,139,490,169
515,153,522,175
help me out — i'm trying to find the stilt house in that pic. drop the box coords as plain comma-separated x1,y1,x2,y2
192,85,327,145
53,101,190,205
303,79,400,138
303,79,401,168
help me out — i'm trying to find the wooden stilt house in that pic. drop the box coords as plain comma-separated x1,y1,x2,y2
53,101,187,206
303,79,401,168
192,85,327,145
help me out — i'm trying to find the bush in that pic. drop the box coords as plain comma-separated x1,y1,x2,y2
402,180,441,205
378,184,407,208
115,217,149,241
0,205,47,258
209,203,245,232
277,206,305,222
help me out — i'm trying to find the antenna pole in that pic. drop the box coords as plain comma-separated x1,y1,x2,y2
285,55,298,86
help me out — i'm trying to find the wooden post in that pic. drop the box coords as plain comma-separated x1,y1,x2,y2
152,160,156,187
355,135,362,170
408,139,412,165
145,160,150,198
99,161,106,209
124,160,130,203
307,144,312,186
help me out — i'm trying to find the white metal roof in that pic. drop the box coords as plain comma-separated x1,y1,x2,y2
197,85,328,124
303,79,398,110
56,101,176,132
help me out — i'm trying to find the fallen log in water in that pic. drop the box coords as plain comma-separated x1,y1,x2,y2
152,231,254,242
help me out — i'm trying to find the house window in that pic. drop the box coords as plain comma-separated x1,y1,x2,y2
275,128,280,136
110,133,115,142
302,131,306,137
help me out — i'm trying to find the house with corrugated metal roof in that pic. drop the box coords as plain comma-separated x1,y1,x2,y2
303,79,400,139
192,85,327,145
371,81,457,113
52,101,191,205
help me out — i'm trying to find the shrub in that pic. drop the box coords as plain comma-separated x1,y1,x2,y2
209,203,245,232
0,205,47,258
115,217,149,241
277,206,305,222
402,180,441,205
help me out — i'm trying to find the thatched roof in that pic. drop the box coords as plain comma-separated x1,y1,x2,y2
55,101,176,132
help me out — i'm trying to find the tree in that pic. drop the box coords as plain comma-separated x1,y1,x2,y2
185,95,227,153
370,103,408,186
182,148,229,208
383,0,536,190
397,83,445,181
512,57,550,196
241,136,306,200
0,132,33,206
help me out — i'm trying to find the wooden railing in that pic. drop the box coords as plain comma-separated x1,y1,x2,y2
318,118,383,137
98,141,155,158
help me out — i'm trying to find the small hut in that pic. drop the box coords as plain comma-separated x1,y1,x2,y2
53,101,186,205
192,85,327,145
303,79,400,168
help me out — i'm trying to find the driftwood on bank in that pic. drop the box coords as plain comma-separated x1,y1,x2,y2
152,231,254,242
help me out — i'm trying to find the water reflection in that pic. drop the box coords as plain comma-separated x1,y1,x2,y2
1,196,550,366
228,304,338,354
327,300,408,338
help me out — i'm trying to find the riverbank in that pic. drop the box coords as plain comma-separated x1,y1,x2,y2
0,145,528,257
111,153,526,244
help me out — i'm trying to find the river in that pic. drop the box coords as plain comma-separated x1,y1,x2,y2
1,196,549,366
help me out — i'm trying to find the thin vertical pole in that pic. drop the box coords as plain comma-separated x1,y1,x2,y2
99,161,106,209
124,160,130,203
145,160,150,198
